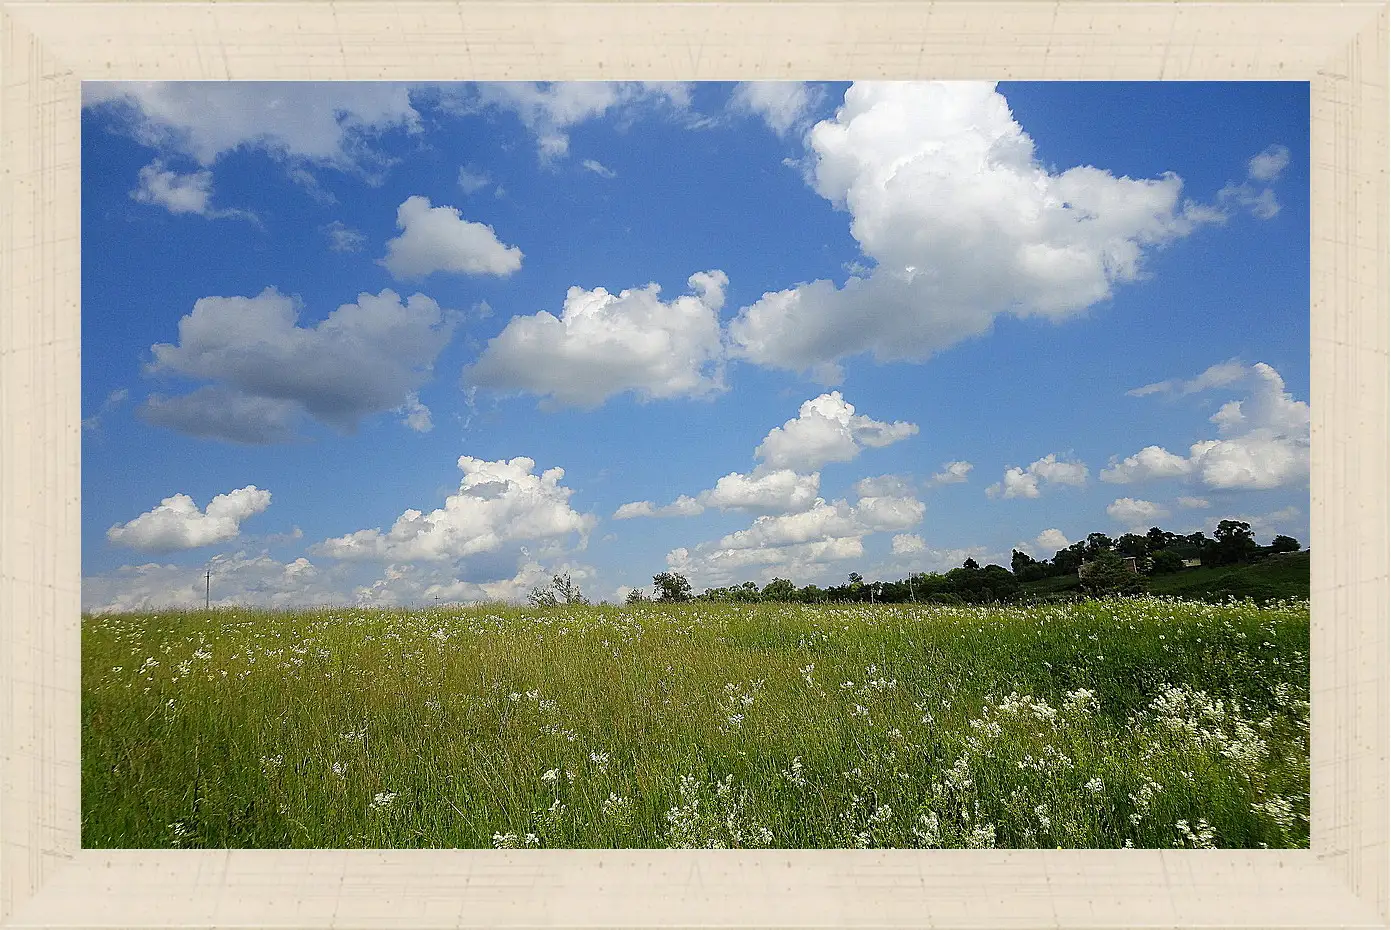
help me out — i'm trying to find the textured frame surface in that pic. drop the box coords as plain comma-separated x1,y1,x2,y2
0,1,1385,927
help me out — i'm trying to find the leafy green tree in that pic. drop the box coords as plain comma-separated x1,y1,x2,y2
761,577,798,601
1271,534,1301,553
653,571,693,602
1079,550,1144,596
625,588,650,605
529,573,589,607
1084,533,1115,559
1149,550,1186,575
1117,534,1149,559
1212,520,1258,566
962,557,980,571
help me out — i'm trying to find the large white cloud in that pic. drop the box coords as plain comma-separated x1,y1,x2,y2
467,271,727,409
83,81,420,171
106,486,271,552
380,196,523,280
726,82,1231,380
142,287,455,441
754,391,917,472
986,453,1089,499
312,456,594,562
1104,362,1309,491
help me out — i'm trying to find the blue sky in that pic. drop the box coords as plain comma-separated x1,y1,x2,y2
80,81,1310,611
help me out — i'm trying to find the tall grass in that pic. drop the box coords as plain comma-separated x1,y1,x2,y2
82,596,1309,849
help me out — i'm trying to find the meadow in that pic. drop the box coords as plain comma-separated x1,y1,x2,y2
82,597,1309,849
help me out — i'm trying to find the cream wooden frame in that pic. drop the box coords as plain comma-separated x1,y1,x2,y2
1,2,1385,927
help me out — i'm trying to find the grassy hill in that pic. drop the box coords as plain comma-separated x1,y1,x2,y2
1021,551,1310,603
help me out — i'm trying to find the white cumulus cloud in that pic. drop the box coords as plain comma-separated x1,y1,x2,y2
130,161,253,221
1105,362,1308,491
754,391,917,472
1106,497,1169,529
107,486,271,552
727,81,1226,380
468,271,727,409
142,287,456,441
930,461,973,485
312,456,594,562
986,454,1089,499
380,196,522,280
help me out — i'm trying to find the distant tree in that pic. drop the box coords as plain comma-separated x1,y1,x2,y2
761,577,798,601
529,573,589,607
1084,533,1115,559
799,583,825,603
1116,533,1149,559
962,557,980,571
1079,550,1144,596
1270,534,1301,553
1212,520,1258,566
1010,549,1036,574
1149,549,1186,575
1145,526,1170,552
653,571,693,602
625,588,650,605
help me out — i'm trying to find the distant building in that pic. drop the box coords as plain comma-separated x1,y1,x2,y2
1181,558,1202,568
1078,556,1139,578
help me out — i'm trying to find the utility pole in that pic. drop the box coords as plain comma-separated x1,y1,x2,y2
205,570,211,610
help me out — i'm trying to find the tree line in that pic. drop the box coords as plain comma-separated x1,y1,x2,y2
615,520,1302,606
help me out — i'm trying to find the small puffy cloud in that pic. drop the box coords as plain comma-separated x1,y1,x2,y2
986,454,1088,499
617,469,821,520
396,393,433,433
891,533,927,555
754,392,917,473
324,220,366,252
581,159,616,178
131,162,206,212
1248,144,1291,182
83,81,420,173
468,271,727,409
930,461,973,485
143,288,454,442
107,486,271,552
1108,362,1308,491
380,196,522,280
1218,182,1281,220
313,456,594,562
457,165,491,193
1034,528,1070,554
1100,445,1195,483
1177,496,1210,509
613,496,705,520
705,469,820,514
1127,358,1248,397
1107,497,1168,528
727,81,1227,379
731,82,821,136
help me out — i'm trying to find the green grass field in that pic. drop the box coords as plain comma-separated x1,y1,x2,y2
83,596,1309,849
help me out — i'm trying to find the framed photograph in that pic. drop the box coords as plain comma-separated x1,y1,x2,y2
1,1,1385,927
